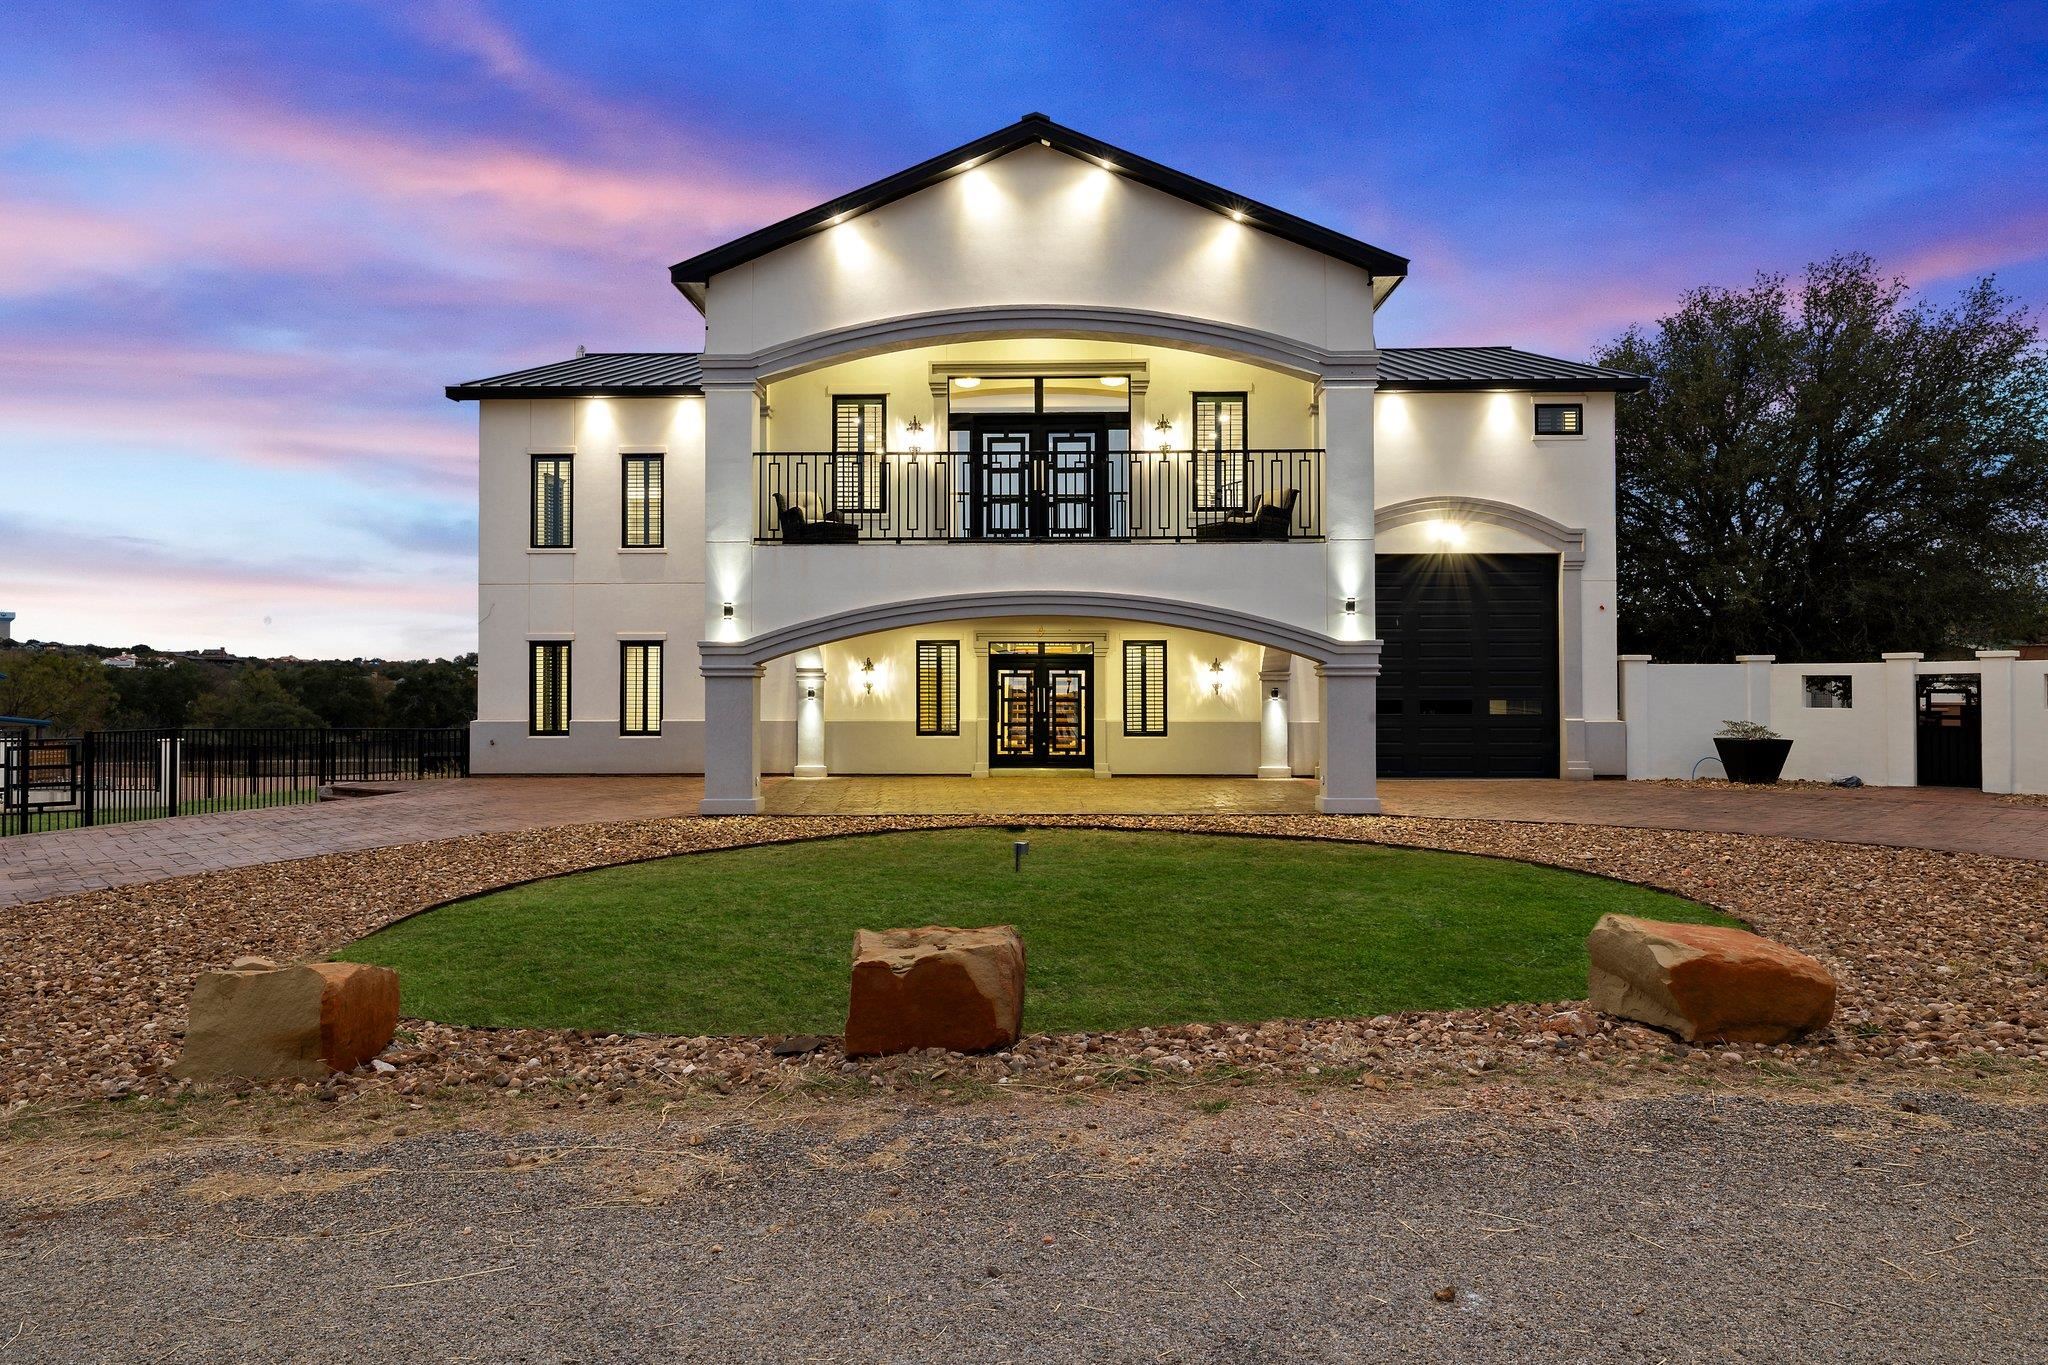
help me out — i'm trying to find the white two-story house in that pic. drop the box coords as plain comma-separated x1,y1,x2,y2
449,114,1645,815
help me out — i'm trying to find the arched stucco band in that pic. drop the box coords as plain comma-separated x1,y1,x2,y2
1374,495,1586,566
699,590,1381,673
698,304,1380,386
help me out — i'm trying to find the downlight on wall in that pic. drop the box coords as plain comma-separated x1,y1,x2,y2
1426,519,1467,549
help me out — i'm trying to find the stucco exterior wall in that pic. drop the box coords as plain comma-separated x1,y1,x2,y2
472,396,707,774
702,145,1378,358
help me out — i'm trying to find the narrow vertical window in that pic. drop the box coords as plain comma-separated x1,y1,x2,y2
1123,641,1167,736
916,641,959,736
622,454,663,548
831,395,887,514
1192,393,1248,510
531,455,573,547
530,641,570,735
620,641,663,735
1534,403,1583,435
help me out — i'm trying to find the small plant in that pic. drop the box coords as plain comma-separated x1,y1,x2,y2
1716,719,1782,741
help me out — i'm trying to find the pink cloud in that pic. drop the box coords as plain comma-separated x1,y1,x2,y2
1888,212,2048,286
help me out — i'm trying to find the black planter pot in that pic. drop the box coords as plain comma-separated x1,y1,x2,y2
1714,736,1793,784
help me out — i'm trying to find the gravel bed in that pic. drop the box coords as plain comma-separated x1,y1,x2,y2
5,813,2046,1106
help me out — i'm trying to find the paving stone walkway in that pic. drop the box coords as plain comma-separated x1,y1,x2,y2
2,773,2041,908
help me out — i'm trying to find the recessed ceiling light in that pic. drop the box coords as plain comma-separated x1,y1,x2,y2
1229,209,1245,222
953,376,982,389
1098,376,1126,387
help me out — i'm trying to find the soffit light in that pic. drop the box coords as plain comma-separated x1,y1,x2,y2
953,376,982,389
1098,376,1126,387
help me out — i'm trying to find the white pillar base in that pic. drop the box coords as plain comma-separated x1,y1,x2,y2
791,765,827,780
699,660,764,816
1315,794,1382,814
1258,765,1295,781
700,795,765,815
1316,650,1383,815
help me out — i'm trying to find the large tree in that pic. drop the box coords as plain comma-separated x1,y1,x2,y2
1596,254,2048,662
0,651,119,735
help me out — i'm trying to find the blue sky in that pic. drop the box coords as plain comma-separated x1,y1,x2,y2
1,1,2042,657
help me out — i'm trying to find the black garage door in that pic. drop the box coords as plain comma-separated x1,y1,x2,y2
1376,554,1560,778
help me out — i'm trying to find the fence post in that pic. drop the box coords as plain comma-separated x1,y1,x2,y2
1881,652,1923,788
1976,650,2019,795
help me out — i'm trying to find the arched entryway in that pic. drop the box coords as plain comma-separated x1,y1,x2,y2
699,591,1381,816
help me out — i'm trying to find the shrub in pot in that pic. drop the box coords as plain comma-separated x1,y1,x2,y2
1714,720,1793,784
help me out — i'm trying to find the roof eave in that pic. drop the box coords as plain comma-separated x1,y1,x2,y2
1375,377,1649,393
444,384,705,402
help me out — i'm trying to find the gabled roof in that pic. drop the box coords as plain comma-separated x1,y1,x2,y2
668,113,1410,308
446,346,1644,401
1377,346,1647,392
444,352,703,400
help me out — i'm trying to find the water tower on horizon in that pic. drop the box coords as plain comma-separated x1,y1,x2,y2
0,612,13,643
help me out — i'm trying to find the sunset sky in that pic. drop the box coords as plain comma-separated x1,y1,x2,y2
2,2,2043,659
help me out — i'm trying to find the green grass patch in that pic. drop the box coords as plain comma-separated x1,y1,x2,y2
338,828,1736,1037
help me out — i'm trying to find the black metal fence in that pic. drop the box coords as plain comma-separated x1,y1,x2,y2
755,448,1324,543
0,726,468,836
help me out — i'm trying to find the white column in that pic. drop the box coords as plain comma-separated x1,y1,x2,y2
1736,654,1775,726
793,658,827,780
700,661,764,814
1618,654,1652,779
1977,650,2019,795
1319,372,1376,639
700,373,762,639
1561,553,1592,779
1316,653,1382,814
970,641,991,778
1881,652,1923,788
1258,649,1293,779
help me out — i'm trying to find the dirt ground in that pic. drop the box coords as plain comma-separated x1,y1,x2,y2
4,1072,2045,1363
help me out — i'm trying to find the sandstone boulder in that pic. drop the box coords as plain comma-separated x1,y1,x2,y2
173,960,400,1081
1586,914,1836,1044
845,925,1025,1057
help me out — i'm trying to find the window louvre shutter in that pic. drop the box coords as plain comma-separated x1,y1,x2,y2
621,642,662,735
832,395,887,514
1534,403,1582,436
916,641,959,736
1192,394,1247,510
530,642,570,735
622,454,663,547
531,456,573,547
1123,641,1167,736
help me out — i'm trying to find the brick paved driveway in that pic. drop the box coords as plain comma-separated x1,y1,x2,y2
2,773,2040,908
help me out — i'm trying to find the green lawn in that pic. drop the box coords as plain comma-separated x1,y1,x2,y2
337,828,1736,1036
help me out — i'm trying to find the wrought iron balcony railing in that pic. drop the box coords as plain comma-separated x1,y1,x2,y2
755,448,1323,544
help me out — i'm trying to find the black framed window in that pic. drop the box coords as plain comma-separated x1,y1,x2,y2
1123,640,1167,736
916,641,959,736
529,641,570,735
1192,392,1248,510
622,454,663,548
831,395,887,514
531,455,573,548
1534,403,1583,436
620,641,662,734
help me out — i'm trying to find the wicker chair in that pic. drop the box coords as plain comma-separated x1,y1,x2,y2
1193,487,1298,542
773,492,859,544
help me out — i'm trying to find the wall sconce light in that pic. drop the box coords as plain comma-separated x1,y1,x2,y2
1343,596,1357,615
1209,657,1224,697
1153,413,1174,452
805,686,817,701
721,602,735,620
861,656,875,694
904,414,925,453
1269,686,1281,700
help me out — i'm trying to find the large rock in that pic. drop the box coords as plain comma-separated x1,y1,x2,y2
173,960,400,1081
1586,914,1836,1044
845,925,1025,1057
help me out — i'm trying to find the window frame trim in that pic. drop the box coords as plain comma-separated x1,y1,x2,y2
619,450,665,549
529,452,575,549
1122,639,1169,737
528,639,572,737
1532,401,1586,439
915,639,961,737
618,639,664,736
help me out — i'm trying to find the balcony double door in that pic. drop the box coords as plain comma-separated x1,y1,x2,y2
967,417,1112,540
988,655,1093,769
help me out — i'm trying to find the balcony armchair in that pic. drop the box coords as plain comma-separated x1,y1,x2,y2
773,492,859,544
1193,487,1299,542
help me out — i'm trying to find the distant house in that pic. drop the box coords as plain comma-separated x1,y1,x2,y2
102,653,139,670
448,114,1646,813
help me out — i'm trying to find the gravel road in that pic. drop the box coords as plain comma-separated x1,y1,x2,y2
5,1083,2043,1363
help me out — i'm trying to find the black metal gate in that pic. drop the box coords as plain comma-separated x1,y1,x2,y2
988,654,1093,768
1916,674,1982,788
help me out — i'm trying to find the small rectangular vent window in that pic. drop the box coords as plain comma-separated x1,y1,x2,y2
916,641,959,736
621,642,662,735
1534,403,1583,436
1803,675,1853,709
1123,641,1167,736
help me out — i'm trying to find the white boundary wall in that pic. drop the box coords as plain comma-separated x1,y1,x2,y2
1621,651,2047,794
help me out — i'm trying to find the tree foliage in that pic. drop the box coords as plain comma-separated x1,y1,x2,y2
383,659,477,729
189,670,323,728
0,651,119,734
1597,254,2048,661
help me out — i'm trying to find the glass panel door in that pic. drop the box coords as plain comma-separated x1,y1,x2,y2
987,654,1093,768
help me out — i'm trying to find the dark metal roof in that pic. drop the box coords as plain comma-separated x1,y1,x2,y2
445,353,703,401
1376,346,1647,392
668,113,1410,305
446,345,1645,401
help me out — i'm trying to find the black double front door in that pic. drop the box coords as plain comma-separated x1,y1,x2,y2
967,417,1112,539
989,653,1093,768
